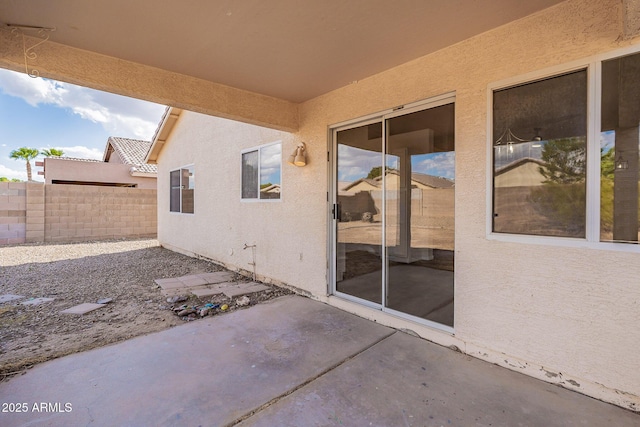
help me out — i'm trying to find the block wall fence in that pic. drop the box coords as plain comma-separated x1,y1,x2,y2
0,182,156,245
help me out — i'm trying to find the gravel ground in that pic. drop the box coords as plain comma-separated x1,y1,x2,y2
0,239,291,381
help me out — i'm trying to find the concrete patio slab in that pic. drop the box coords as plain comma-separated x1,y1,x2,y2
154,278,185,290
1,295,638,427
0,294,24,303
177,275,208,287
0,295,394,427
223,283,270,298
60,303,105,315
196,271,235,283
239,331,640,427
20,297,55,306
190,281,235,298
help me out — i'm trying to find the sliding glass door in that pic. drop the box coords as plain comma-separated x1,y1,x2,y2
333,98,455,328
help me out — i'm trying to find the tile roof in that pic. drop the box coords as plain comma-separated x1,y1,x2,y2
105,137,157,174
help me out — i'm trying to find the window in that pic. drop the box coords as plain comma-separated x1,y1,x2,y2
241,142,281,200
170,165,194,213
600,53,640,244
492,70,587,238
491,49,640,246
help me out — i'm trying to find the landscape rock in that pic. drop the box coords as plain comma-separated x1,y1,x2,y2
236,296,251,307
167,295,188,304
177,308,196,316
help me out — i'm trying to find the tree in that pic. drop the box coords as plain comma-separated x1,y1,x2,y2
41,148,64,157
538,137,586,184
9,147,39,181
366,166,396,180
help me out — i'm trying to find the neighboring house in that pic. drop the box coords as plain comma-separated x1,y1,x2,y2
41,137,157,188
342,171,454,192
5,0,640,412
494,158,548,188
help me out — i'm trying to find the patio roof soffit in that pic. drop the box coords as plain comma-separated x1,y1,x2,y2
0,29,299,133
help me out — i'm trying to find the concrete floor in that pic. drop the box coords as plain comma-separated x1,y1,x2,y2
1,295,638,427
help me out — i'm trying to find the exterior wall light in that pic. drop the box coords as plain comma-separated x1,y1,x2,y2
615,154,629,170
287,142,307,167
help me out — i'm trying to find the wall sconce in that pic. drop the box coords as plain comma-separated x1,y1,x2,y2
287,142,307,167
615,154,629,170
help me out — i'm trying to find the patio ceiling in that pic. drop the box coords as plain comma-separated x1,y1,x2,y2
0,0,565,104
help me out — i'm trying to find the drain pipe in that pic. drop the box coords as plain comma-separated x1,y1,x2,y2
242,243,257,281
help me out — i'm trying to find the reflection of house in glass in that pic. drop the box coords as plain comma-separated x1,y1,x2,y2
260,183,280,199
338,170,454,250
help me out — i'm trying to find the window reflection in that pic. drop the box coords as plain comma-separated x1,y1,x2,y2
600,53,640,243
336,123,383,304
493,70,587,237
241,142,281,200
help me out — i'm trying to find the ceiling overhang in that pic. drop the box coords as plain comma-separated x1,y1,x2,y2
0,0,570,131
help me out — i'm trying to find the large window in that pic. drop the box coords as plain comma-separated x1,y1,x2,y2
241,142,281,200
491,49,640,246
492,70,587,237
170,165,194,213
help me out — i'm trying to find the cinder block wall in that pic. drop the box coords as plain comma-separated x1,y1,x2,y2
0,182,27,244
44,185,157,243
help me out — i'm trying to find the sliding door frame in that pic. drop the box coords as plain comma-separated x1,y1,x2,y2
328,92,456,332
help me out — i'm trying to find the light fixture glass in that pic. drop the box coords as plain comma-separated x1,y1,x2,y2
288,142,307,166
615,154,628,170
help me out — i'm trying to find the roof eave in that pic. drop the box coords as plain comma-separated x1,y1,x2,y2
130,171,157,178
146,107,183,164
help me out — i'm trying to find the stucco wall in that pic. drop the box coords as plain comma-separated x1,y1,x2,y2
157,112,304,287
44,158,156,189
157,0,639,411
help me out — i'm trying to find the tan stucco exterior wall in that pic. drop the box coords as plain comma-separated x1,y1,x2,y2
44,158,156,189
157,0,639,411
156,112,311,289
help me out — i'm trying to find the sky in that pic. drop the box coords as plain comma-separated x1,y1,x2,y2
0,68,166,181
337,145,456,182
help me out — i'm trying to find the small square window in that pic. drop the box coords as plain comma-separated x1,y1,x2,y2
170,165,194,213
241,142,281,200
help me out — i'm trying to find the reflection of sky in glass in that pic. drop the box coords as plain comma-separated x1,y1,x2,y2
600,129,640,155
187,166,194,189
260,143,281,185
337,144,381,182
339,144,456,181
412,152,455,179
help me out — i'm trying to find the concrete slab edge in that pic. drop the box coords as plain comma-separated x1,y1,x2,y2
225,330,398,427
463,341,640,413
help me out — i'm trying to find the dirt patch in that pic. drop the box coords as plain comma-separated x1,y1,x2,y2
0,239,292,382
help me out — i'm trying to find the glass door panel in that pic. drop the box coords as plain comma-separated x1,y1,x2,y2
384,104,455,326
335,122,383,304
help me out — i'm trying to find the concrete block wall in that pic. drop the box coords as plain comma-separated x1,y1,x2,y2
25,182,45,243
44,185,157,243
0,182,27,244
0,183,157,245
